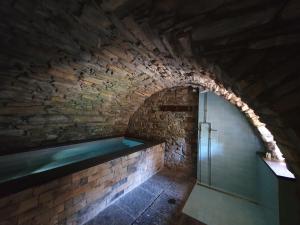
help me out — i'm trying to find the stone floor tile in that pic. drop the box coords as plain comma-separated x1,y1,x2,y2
149,192,182,220
166,179,194,200
115,186,158,218
146,173,174,190
133,207,170,225
85,205,134,225
85,169,196,225
139,178,164,196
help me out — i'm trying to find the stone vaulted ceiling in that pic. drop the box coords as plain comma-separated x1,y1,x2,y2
0,0,300,176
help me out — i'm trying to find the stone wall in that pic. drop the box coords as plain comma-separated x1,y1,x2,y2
0,0,299,178
127,87,198,176
0,0,214,155
0,143,164,225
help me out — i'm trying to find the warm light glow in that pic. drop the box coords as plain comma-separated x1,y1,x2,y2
257,126,285,161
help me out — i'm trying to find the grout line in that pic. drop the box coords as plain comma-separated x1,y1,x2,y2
138,182,162,196
115,202,137,221
131,177,194,225
130,190,164,225
115,186,161,220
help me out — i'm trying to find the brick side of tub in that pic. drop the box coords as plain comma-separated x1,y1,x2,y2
0,143,165,225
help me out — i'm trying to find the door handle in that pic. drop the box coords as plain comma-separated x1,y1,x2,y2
199,122,217,131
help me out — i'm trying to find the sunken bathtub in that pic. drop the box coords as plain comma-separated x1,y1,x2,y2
0,136,165,225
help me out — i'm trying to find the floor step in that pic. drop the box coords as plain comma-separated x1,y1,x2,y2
183,185,267,225
178,213,207,225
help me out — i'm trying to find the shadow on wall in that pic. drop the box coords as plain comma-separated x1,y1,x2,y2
126,87,198,176
0,0,154,154
0,0,296,179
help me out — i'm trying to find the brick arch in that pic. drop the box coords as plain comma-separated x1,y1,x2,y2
126,82,283,162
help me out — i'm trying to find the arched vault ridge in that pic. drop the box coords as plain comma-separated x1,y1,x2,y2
93,10,285,161
0,1,289,164
127,74,285,161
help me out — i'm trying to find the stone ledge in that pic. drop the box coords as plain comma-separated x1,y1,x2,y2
257,153,296,180
0,137,164,197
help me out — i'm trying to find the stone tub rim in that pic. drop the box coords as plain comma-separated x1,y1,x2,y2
0,136,164,198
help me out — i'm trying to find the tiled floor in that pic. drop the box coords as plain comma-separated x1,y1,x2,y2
85,169,196,225
183,184,268,225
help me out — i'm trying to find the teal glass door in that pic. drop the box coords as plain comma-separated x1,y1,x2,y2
197,91,265,201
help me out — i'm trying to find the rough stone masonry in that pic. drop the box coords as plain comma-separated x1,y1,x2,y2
0,0,299,189
0,143,164,225
127,87,198,176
